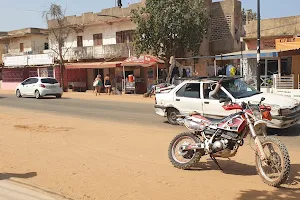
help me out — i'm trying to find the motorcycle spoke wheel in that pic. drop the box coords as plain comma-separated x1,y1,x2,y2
168,132,202,170
255,137,290,187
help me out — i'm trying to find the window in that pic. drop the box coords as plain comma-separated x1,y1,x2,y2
31,78,39,84
93,34,103,46
176,83,200,98
22,78,32,85
20,43,24,52
116,30,135,43
44,43,49,50
77,36,83,47
41,78,58,84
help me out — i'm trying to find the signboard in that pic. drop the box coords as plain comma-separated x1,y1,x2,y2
4,54,54,67
275,37,300,51
124,55,164,64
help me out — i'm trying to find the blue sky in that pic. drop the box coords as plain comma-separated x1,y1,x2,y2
0,0,299,31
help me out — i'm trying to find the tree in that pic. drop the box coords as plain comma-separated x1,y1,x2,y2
242,8,257,25
43,3,74,91
131,0,209,81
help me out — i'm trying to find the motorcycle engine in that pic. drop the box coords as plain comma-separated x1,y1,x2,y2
212,139,228,152
212,131,239,153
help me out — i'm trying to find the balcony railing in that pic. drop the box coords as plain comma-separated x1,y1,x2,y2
63,43,135,61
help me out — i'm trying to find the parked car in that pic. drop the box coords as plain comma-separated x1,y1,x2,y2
16,77,63,99
154,76,300,129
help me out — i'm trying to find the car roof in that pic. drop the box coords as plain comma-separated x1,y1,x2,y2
176,76,239,83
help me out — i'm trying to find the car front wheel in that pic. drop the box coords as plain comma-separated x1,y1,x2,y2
167,108,180,125
16,89,22,98
56,94,62,98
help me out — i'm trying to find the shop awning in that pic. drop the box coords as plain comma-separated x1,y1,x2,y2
65,61,122,69
215,49,279,60
121,55,165,67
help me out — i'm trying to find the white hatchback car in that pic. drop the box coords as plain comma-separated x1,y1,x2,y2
16,77,63,99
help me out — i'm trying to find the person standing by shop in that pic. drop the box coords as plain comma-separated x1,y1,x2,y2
104,74,112,95
93,75,103,96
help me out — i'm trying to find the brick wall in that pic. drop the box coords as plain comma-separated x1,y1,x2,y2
210,0,242,55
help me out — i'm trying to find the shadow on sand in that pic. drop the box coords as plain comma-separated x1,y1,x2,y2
0,172,37,180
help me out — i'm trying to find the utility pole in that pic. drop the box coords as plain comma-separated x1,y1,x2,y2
256,0,261,91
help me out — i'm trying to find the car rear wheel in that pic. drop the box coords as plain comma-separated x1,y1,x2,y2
16,89,22,98
167,108,180,125
35,90,41,99
56,94,62,98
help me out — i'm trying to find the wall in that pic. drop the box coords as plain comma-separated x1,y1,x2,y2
245,15,300,39
0,43,4,63
292,55,300,89
210,0,242,55
6,34,48,55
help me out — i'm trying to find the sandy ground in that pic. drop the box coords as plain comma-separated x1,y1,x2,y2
0,90,154,104
0,106,299,200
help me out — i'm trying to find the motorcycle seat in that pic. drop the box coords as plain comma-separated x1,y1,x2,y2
205,117,226,124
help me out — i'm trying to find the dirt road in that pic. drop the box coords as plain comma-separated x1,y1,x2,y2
0,106,299,200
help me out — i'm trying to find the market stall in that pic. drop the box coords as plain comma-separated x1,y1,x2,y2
121,55,165,94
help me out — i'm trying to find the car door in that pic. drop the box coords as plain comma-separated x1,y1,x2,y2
201,82,236,119
26,78,39,96
173,83,203,115
19,78,32,95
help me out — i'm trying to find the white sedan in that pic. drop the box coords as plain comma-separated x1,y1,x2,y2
16,77,63,99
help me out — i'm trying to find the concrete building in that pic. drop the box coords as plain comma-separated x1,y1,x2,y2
0,28,54,90
45,0,242,92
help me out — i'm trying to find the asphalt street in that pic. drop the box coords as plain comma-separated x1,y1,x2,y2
0,93,300,148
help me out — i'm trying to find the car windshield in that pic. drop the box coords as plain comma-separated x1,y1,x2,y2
221,79,261,99
41,78,58,84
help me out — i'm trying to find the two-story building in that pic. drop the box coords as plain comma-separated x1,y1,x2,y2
0,28,54,90
48,3,146,93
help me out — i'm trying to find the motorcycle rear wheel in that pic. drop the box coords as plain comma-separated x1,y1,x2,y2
168,132,202,170
255,136,290,187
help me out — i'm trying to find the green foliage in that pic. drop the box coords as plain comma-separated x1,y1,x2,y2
131,0,209,59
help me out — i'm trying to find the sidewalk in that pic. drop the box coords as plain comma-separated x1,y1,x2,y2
0,90,155,104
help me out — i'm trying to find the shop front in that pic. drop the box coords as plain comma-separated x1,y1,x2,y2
121,55,165,94
64,61,122,92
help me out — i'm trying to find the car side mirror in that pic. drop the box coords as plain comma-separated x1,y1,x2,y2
219,97,231,103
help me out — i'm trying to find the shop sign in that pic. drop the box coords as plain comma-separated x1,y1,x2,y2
4,54,54,67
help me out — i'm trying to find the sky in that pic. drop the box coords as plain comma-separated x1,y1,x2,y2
0,0,299,31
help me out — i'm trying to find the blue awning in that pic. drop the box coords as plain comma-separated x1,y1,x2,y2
215,49,279,60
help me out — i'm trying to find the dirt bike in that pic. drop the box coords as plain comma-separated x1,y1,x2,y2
168,97,291,187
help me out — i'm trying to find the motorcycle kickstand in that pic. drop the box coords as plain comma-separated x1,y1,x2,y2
210,155,223,172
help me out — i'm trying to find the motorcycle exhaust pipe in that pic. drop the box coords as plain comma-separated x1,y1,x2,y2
181,143,205,151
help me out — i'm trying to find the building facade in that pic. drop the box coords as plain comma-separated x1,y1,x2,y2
0,28,54,90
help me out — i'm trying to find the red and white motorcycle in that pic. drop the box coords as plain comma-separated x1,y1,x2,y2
168,97,290,187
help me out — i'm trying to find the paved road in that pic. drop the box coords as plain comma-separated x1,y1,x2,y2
0,93,299,148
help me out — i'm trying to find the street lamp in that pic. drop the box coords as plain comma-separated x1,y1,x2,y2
256,0,261,91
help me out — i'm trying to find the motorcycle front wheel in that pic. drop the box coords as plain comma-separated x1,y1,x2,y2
168,132,202,170
255,136,290,187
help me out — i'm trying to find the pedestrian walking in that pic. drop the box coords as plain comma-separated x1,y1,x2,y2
104,74,112,95
93,75,103,96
